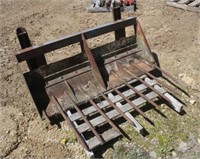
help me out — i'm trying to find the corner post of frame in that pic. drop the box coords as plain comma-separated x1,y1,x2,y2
16,27,47,71
112,6,126,40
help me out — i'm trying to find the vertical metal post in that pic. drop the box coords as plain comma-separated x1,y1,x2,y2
112,6,126,40
16,27,47,71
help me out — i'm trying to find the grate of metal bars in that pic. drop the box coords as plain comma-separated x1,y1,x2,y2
49,61,184,151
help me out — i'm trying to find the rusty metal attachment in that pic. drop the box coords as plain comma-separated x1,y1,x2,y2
15,7,187,156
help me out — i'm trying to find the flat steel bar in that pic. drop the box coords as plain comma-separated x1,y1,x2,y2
52,96,89,150
108,83,148,119
123,68,172,104
143,61,186,86
89,99,122,134
16,17,136,62
132,63,181,96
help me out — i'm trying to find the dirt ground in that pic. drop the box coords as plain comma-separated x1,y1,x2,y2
0,0,200,158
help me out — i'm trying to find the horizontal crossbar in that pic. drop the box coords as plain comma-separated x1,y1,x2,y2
16,17,136,62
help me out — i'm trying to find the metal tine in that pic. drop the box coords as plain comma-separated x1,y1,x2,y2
90,83,139,127
108,83,149,120
111,70,159,108
143,60,187,87
64,82,105,144
90,99,122,134
122,66,173,104
111,72,169,119
52,96,89,150
132,63,181,97
78,86,122,135
66,110,95,158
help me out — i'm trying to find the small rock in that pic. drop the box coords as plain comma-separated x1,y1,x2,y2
5,59,10,63
17,112,24,116
160,104,165,108
189,99,196,105
6,130,10,134
177,141,188,152
198,138,200,145
149,151,157,159
172,151,177,157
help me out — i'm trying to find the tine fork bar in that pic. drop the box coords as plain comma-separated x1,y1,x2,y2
89,99,122,134
93,85,139,127
111,71,159,108
70,100,105,144
108,83,149,120
143,61,187,87
132,63,181,96
64,82,105,144
52,96,89,150
122,67,173,104
78,85,122,135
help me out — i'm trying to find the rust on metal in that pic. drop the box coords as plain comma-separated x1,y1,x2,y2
97,88,138,127
81,34,106,89
135,19,151,53
16,27,47,70
78,85,122,134
89,99,122,134
151,62,187,87
113,6,126,40
64,81,105,144
108,82,149,120
15,8,188,155
121,65,172,104
52,96,89,150
132,62,181,96
16,17,137,62
110,70,159,109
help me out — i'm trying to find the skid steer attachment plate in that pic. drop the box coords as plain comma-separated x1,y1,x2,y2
16,9,186,153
